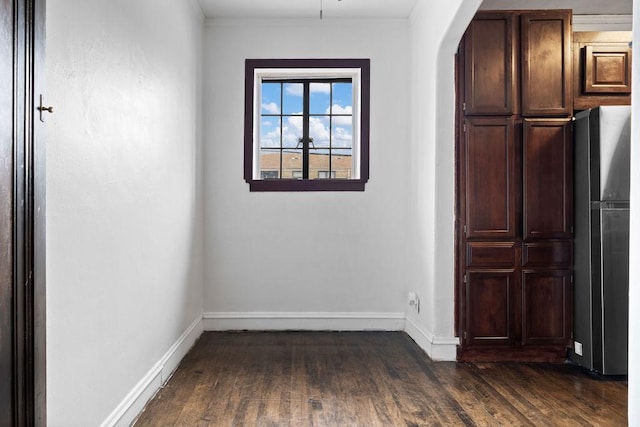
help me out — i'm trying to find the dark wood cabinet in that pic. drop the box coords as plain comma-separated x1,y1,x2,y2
523,119,573,240
463,117,517,239
463,13,518,115
521,11,572,116
522,270,572,346
465,270,518,347
457,10,573,362
573,31,632,110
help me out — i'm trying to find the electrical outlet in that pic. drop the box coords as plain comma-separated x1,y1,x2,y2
574,341,583,356
408,292,417,305
408,292,420,313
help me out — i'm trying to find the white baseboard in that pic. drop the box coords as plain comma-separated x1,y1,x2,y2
100,312,457,426
404,316,459,361
100,316,203,427
202,311,406,331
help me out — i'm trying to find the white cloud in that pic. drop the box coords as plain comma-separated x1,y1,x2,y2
330,104,352,114
284,83,332,97
285,84,303,97
265,112,352,150
262,102,280,114
332,127,353,148
260,126,281,148
310,83,331,94
310,117,330,145
328,104,353,125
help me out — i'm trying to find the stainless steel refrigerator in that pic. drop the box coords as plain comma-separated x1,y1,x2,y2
571,105,630,375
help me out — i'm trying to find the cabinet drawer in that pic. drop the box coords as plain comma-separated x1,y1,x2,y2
466,242,517,268
523,241,572,268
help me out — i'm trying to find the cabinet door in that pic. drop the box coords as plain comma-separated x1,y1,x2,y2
465,270,518,347
584,45,632,94
523,119,573,240
522,270,572,346
463,12,518,115
521,11,572,116
463,117,517,239
573,32,632,110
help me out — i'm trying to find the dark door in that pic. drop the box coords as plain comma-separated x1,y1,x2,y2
456,10,573,362
523,119,573,240
1,0,15,420
522,270,572,346
465,270,518,347
521,10,572,117
462,117,517,239
463,12,518,116
0,0,47,424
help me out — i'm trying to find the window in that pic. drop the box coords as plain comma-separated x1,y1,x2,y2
318,171,337,179
244,59,370,191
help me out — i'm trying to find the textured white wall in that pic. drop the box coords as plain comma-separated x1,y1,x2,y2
203,20,410,317
406,0,481,356
45,0,203,424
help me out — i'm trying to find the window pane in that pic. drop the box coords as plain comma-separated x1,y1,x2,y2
261,82,281,114
283,83,303,114
260,117,280,148
309,149,330,179
309,116,330,148
281,150,303,179
331,82,353,114
332,151,353,179
332,122,353,151
317,170,336,179
310,83,330,114
282,115,302,148
260,150,281,179
261,170,279,179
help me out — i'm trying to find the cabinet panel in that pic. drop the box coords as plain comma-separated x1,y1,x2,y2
464,117,516,238
523,119,573,240
521,11,572,116
522,270,572,345
467,242,517,268
522,241,572,268
464,12,518,115
573,32,632,110
584,45,632,94
466,270,517,346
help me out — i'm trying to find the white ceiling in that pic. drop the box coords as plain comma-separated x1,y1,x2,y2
197,0,632,19
479,0,632,15
196,0,419,20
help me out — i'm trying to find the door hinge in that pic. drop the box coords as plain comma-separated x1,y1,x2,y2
463,123,468,132
463,331,467,340
462,102,466,111
463,224,467,236
463,273,467,284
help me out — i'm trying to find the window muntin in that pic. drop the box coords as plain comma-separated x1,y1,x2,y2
259,79,353,181
244,59,370,192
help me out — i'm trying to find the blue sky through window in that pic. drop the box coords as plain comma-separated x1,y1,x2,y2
260,81,353,153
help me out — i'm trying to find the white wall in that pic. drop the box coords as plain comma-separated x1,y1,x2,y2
628,1,639,424
405,0,481,359
203,20,410,326
46,0,203,424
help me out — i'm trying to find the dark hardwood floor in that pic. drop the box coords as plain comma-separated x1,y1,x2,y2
133,332,627,426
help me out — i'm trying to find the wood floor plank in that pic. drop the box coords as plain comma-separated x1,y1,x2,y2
133,332,628,426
